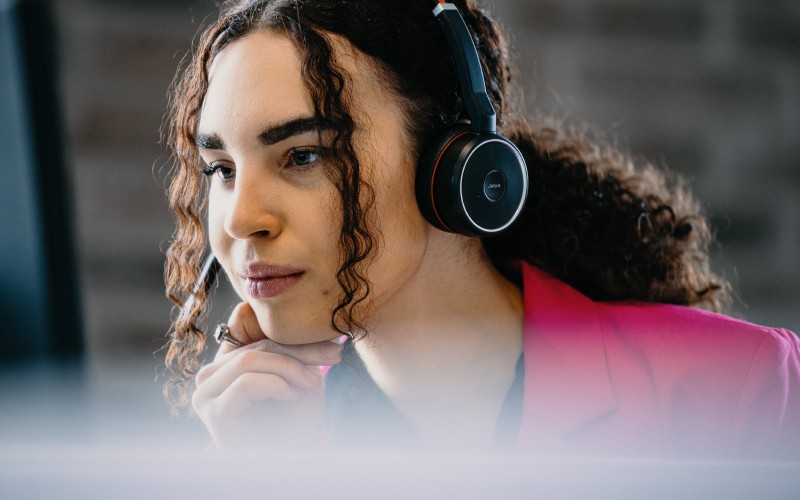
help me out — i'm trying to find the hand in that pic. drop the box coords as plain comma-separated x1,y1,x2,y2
192,302,342,451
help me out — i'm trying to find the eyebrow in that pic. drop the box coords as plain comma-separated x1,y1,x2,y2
260,117,322,146
196,133,225,150
195,116,324,151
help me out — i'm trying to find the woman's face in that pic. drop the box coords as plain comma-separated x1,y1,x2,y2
197,30,430,344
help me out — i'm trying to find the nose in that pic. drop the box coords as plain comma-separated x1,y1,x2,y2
223,167,282,240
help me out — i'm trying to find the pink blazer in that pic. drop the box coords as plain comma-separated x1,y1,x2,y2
518,263,800,459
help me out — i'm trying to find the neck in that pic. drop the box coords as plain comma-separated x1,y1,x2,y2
355,234,524,450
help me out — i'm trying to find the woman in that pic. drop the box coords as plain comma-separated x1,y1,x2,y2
163,0,800,457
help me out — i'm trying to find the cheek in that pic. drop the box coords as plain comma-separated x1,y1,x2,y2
355,117,430,280
206,190,246,301
313,191,346,283
373,154,426,241
207,192,228,254
287,174,339,237
367,155,429,282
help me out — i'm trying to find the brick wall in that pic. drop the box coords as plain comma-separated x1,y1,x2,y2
56,1,216,362
492,0,800,329
56,0,800,365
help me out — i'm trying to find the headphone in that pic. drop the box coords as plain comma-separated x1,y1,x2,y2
416,2,528,237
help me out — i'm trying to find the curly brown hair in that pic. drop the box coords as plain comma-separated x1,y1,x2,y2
163,0,729,413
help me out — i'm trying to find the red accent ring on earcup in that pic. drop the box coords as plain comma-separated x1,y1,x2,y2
416,125,472,232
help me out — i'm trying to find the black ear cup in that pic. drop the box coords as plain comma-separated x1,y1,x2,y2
416,125,528,237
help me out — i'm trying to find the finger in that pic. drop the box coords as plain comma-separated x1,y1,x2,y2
215,336,342,368
244,338,342,366
196,349,322,401
215,302,264,358
211,372,297,421
199,337,341,387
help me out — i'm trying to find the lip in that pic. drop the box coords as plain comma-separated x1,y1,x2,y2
240,263,305,299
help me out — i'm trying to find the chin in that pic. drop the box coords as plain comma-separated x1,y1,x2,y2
253,308,336,345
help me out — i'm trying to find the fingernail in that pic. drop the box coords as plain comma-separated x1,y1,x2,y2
322,343,341,361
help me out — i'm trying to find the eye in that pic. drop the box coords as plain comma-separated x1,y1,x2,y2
286,148,324,171
202,162,235,182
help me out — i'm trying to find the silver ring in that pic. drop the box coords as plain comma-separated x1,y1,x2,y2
214,323,243,347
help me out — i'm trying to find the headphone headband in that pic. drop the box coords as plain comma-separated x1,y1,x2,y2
433,3,496,134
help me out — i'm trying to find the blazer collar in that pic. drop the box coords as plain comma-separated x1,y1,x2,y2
518,263,617,449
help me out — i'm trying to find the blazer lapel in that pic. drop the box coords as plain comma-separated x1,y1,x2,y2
518,264,617,451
